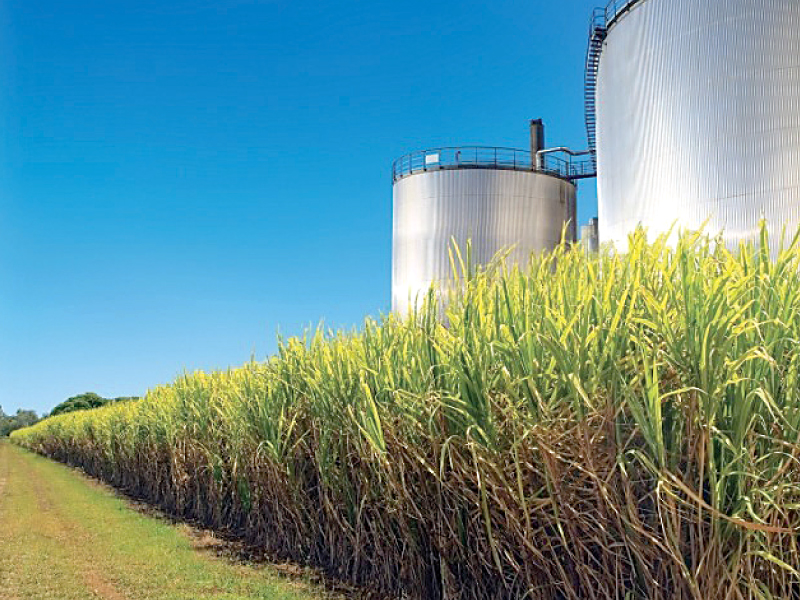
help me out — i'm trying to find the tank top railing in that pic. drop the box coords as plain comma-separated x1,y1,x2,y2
602,0,642,25
392,147,595,184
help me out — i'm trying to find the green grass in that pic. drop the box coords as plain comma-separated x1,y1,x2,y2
0,441,327,600
12,226,800,599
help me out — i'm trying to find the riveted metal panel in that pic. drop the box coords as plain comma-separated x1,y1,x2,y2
392,169,576,314
596,0,800,250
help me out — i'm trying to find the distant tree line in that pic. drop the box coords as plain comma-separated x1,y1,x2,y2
48,392,138,418
0,407,40,437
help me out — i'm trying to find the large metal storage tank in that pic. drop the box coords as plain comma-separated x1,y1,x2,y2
595,0,800,250
392,146,577,314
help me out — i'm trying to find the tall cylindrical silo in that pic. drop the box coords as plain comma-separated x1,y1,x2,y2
595,0,800,250
392,147,577,315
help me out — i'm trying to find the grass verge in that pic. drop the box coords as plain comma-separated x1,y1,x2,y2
0,441,329,600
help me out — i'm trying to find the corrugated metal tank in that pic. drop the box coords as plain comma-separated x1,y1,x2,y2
596,0,800,250
392,165,576,314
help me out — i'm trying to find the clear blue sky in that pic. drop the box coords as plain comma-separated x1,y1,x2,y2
0,0,600,415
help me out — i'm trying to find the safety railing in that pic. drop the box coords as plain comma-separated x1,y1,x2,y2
600,0,643,27
392,146,596,183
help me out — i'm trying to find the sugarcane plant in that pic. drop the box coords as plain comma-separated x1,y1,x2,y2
13,224,800,600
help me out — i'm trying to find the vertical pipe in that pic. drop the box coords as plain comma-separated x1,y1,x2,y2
530,119,545,170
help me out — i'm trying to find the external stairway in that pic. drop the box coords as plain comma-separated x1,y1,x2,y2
584,10,608,171
584,0,642,169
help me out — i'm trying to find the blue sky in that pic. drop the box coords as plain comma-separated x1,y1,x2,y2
0,0,600,415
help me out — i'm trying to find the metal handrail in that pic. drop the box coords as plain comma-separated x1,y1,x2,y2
600,0,643,29
391,146,596,183
587,0,642,44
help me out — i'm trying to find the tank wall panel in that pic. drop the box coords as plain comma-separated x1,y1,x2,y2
597,0,800,250
392,169,576,314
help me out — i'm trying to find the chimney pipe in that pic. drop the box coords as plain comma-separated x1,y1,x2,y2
530,119,545,168
531,119,546,154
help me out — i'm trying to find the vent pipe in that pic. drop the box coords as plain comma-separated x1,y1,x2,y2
530,119,545,168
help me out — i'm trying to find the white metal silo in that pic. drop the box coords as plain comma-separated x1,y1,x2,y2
590,0,800,250
391,143,581,315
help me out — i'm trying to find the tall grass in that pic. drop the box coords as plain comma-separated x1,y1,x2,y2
13,226,800,599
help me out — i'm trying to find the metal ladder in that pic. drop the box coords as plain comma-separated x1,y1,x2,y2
584,9,608,171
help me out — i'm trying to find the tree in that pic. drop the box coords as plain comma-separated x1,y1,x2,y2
0,408,40,437
49,392,137,418
49,392,107,417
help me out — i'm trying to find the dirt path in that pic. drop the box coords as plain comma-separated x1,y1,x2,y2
0,442,327,600
23,456,128,600
0,442,91,599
